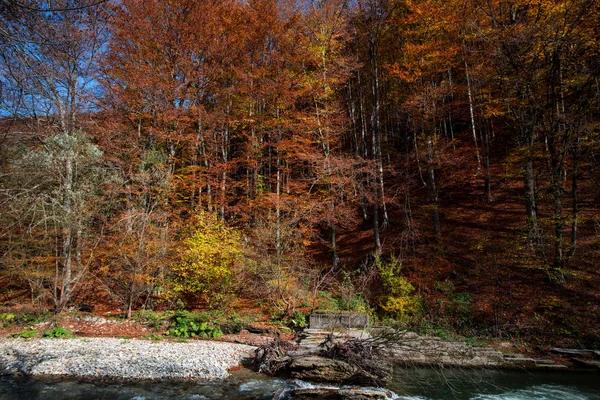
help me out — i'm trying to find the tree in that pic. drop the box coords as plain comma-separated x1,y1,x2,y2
466,0,600,280
349,0,394,250
170,211,244,308
388,0,461,237
2,131,113,310
0,0,110,310
98,149,174,318
303,0,356,265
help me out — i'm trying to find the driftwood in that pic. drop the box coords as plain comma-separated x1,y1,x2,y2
255,328,407,385
318,328,404,385
253,337,297,375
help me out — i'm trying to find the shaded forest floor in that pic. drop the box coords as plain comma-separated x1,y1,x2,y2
331,140,600,351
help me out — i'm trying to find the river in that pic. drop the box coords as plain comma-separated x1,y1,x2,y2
1,367,599,399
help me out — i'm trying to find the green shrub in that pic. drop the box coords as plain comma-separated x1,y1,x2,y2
0,313,15,327
165,311,223,339
220,313,245,334
144,333,163,342
289,311,307,328
315,291,340,311
434,281,473,330
314,290,370,313
448,292,472,320
6,312,52,326
132,310,166,331
15,329,38,338
43,326,73,338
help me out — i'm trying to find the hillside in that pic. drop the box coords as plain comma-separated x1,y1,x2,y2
1,0,599,351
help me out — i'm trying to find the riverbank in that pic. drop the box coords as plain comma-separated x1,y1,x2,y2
0,337,255,380
279,328,575,385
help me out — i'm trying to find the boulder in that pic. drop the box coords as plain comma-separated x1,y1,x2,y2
289,355,358,382
290,387,393,400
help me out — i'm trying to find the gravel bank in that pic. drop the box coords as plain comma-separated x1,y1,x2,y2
0,337,255,380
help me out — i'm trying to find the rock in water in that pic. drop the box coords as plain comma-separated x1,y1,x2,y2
289,355,358,382
290,387,393,400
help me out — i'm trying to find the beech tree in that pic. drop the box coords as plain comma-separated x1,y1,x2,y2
302,0,356,265
466,0,600,280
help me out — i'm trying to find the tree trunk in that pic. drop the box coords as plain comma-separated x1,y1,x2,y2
568,135,580,260
427,162,441,237
126,281,135,320
523,155,539,242
465,61,481,170
331,223,339,267
373,187,382,255
58,146,74,311
483,119,492,202
370,39,389,231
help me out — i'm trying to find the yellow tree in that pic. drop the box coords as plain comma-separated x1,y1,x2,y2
170,212,244,308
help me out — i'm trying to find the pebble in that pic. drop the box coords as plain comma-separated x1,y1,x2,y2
0,337,255,381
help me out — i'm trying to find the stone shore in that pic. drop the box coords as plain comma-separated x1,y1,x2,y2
0,337,255,380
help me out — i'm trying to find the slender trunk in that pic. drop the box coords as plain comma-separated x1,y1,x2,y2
548,130,564,274
547,56,567,279
373,185,382,255
206,184,212,212
331,223,339,267
465,61,481,170
449,112,456,143
552,178,564,270
523,155,539,241
404,189,416,251
127,280,135,320
347,83,360,156
358,73,367,158
378,155,389,228
412,115,426,186
427,162,441,237
360,184,368,221
275,161,288,315
424,119,441,236
276,164,282,266
549,149,565,282
221,171,226,220
568,135,580,260
483,119,492,202
58,149,74,311
368,47,382,249
447,70,457,150
370,41,389,230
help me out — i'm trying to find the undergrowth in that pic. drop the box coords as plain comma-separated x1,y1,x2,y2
164,311,223,338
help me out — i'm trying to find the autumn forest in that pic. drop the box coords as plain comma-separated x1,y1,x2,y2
1,0,599,348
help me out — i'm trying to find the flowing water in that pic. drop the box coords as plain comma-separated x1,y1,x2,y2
388,367,600,399
1,367,599,400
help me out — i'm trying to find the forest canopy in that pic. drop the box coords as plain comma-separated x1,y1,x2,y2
1,0,599,346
